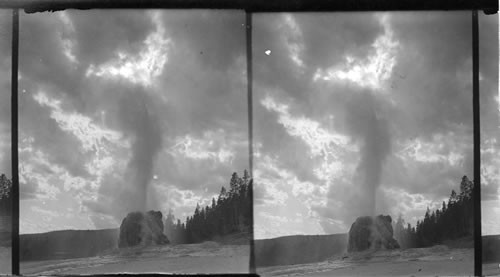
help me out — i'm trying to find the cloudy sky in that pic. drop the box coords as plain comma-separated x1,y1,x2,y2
479,12,500,237
16,10,248,234
0,10,12,181
0,10,497,238
252,12,499,239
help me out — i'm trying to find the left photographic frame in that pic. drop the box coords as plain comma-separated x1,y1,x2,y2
0,8,13,276
17,9,252,275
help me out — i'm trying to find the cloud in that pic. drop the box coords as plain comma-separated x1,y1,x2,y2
253,13,384,104
482,200,500,236
0,10,12,177
254,12,478,237
479,13,499,209
86,11,171,87
253,155,291,206
482,138,500,201
261,95,352,159
313,14,399,91
160,10,246,72
19,10,248,233
19,148,62,200
168,130,238,164
33,90,127,154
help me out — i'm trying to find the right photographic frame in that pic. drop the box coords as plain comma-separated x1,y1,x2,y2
251,11,490,276
479,11,500,276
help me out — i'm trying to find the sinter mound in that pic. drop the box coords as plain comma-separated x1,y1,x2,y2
348,215,400,252
118,210,169,248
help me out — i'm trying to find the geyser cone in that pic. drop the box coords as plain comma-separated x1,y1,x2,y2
118,210,170,248
347,215,400,252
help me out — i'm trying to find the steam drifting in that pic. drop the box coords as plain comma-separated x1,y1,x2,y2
116,89,163,216
345,91,391,218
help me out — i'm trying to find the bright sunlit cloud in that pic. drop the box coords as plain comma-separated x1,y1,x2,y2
33,91,128,155
86,12,171,87
18,10,248,234
168,129,238,164
58,11,78,64
396,134,466,167
261,95,355,182
31,91,130,201
313,14,399,91
19,149,62,199
281,14,305,69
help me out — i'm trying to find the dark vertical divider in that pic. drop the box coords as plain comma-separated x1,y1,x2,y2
245,11,255,274
246,13,253,182
472,9,481,277
10,8,19,276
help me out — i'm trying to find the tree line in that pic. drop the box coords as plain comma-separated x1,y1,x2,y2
394,175,474,248
0,174,11,216
164,170,253,244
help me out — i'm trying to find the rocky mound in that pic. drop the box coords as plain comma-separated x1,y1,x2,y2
118,210,169,248
347,215,400,252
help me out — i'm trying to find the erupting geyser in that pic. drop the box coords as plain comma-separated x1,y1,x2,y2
347,215,400,252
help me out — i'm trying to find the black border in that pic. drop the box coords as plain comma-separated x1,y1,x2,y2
245,12,256,276
10,8,19,277
472,10,482,277
0,0,496,13
6,1,497,276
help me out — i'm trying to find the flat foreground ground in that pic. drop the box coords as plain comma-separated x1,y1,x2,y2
258,245,473,276
484,263,500,276
21,242,250,275
0,247,11,274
